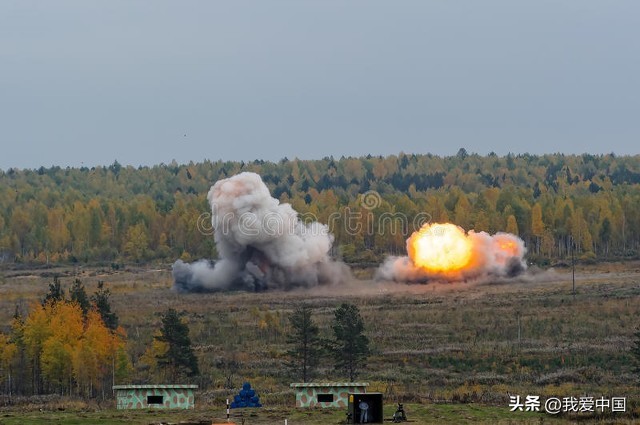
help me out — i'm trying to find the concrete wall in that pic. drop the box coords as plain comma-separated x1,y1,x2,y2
113,385,197,409
290,383,368,408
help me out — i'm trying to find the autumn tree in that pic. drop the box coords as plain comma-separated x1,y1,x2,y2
41,302,83,393
155,308,199,381
506,214,519,236
46,206,71,256
140,330,169,382
2,153,640,264
22,303,52,393
14,295,127,397
286,304,323,382
8,310,28,396
599,217,612,256
74,310,125,397
330,303,370,381
531,203,544,255
454,194,472,229
123,223,150,262
0,333,17,398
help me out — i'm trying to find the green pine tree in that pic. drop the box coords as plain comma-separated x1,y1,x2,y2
286,304,323,382
69,278,90,316
331,303,370,381
91,281,118,330
42,276,65,306
155,308,199,381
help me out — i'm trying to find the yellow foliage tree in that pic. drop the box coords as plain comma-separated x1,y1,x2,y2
0,333,17,394
22,303,52,393
123,223,150,262
531,203,544,254
41,302,84,392
19,300,128,396
73,310,124,396
506,214,519,235
140,330,169,382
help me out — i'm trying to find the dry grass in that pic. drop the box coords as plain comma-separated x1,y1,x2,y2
1,261,640,422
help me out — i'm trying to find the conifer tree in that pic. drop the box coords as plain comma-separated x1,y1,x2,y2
42,276,65,306
331,303,370,381
91,281,118,331
155,308,199,380
69,278,90,316
286,304,322,382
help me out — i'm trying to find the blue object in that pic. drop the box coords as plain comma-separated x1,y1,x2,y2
229,382,262,409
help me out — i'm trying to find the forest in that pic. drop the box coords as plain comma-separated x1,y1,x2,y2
1,152,640,422
1,151,639,266
0,279,128,398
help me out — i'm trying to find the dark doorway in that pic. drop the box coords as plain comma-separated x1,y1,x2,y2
348,393,383,423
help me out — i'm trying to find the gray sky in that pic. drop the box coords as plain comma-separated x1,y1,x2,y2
1,1,639,170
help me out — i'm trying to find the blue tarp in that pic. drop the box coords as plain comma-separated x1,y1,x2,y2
230,382,262,408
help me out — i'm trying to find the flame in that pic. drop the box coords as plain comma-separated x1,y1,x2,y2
407,223,473,273
378,222,527,283
497,241,518,255
491,233,524,266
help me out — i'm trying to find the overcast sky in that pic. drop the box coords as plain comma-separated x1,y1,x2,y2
1,1,639,170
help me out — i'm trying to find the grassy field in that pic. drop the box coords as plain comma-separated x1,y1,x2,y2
1,402,638,424
0,403,551,425
1,261,640,423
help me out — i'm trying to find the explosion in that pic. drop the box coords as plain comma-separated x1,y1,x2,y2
377,222,527,283
408,223,473,273
172,172,349,292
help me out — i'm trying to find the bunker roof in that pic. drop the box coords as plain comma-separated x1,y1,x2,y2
289,382,368,388
112,384,198,390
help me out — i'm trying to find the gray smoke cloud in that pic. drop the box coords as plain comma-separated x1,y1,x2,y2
172,172,350,292
376,224,527,283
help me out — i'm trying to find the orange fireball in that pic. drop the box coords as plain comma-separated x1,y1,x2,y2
493,233,522,256
407,223,473,273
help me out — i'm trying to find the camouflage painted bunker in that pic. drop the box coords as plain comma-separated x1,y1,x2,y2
113,384,198,409
290,382,368,408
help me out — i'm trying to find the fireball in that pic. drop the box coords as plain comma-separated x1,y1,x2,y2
407,223,473,273
491,233,524,267
493,235,520,256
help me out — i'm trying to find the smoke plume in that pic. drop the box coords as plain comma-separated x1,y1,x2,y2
376,222,527,283
172,172,349,292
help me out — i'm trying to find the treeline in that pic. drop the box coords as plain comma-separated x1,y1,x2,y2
1,151,639,265
287,303,370,383
0,280,128,398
